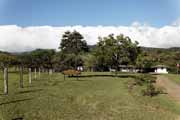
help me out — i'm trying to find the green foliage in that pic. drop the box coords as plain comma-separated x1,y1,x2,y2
82,53,96,71
59,31,89,54
0,53,16,67
58,31,89,70
16,49,55,69
129,74,162,97
94,34,141,71
134,74,156,86
53,52,84,71
136,51,157,73
141,83,164,97
31,49,55,68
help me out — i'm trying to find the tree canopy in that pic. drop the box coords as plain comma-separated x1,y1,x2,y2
93,34,141,71
0,31,179,73
59,31,89,54
58,31,89,70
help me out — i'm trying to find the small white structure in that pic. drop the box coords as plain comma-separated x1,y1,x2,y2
154,65,168,74
119,65,137,73
109,68,116,72
77,66,83,71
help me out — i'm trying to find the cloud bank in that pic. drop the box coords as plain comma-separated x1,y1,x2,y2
0,21,180,52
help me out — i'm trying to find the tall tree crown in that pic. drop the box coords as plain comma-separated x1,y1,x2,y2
59,30,89,54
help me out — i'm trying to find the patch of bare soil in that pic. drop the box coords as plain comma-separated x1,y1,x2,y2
156,75,180,120
156,75,180,101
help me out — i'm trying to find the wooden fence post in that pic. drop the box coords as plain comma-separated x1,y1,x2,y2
29,68,32,84
4,67,8,95
34,68,37,79
38,68,41,77
20,66,23,88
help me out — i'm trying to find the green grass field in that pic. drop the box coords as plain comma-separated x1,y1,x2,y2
0,72,180,120
165,74,180,85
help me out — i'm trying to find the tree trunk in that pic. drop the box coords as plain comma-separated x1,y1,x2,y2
4,67,8,95
29,68,32,84
19,66,23,88
34,68,37,79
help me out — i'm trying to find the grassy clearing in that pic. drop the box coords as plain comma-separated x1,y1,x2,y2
0,72,180,120
164,74,180,85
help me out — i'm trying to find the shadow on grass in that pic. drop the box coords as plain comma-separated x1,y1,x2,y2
17,89,43,94
12,117,24,120
69,74,137,79
0,93,5,96
0,98,33,106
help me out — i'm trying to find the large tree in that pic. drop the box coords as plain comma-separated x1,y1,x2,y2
59,31,88,54
59,31,89,70
94,34,140,71
31,49,56,70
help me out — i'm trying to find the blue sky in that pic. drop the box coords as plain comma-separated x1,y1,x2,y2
0,0,179,27
0,0,180,52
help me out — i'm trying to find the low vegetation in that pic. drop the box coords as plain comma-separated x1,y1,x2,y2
0,72,180,120
128,74,163,97
165,74,180,85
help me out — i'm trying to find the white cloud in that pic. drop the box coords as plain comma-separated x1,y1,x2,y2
0,22,180,52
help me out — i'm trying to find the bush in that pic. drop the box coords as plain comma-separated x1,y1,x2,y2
134,74,156,86
133,74,162,97
142,83,162,97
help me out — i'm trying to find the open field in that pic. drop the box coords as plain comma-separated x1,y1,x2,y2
0,72,180,120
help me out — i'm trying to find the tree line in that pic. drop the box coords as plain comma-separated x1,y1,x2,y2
1,30,179,73
0,30,179,94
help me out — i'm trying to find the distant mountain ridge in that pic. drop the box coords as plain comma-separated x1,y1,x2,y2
1,46,180,54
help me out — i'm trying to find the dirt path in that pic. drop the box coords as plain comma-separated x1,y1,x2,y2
156,75,180,120
156,75,180,101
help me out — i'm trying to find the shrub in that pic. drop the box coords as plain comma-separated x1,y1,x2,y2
142,83,163,97
133,74,162,97
134,74,156,86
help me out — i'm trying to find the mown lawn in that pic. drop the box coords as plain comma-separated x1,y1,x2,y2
0,72,180,120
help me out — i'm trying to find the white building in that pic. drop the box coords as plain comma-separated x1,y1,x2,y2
119,65,137,73
154,65,168,74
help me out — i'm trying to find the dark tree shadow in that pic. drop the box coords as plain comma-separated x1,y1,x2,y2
0,93,4,96
12,117,24,120
0,98,33,106
69,74,137,79
17,89,43,94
